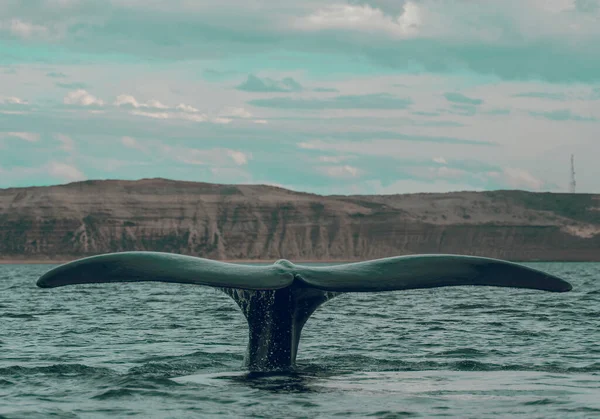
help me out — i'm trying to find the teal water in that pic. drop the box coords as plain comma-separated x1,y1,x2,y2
1,262,599,418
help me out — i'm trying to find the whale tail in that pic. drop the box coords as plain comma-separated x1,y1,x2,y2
36,252,572,370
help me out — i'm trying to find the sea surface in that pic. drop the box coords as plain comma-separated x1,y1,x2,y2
1,262,599,418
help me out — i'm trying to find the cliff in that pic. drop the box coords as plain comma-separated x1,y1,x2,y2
1,178,599,262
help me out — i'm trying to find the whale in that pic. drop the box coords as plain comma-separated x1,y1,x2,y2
36,252,572,371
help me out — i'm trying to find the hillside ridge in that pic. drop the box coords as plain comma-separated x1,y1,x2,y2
1,179,599,262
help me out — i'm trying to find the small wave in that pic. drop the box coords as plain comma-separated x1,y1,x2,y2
0,378,14,386
128,351,241,378
305,354,600,374
365,410,418,417
434,348,487,358
522,398,566,406
0,364,116,378
0,409,80,419
1,312,36,319
448,303,489,310
91,388,137,400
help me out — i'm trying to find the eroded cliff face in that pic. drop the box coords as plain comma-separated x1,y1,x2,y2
0,179,599,261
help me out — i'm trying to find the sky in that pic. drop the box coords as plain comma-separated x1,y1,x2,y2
0,0,599,195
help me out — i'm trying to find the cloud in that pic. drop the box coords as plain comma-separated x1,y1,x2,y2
2,1,600,82
446,103,477,116
318,155,355,163
63,89,104,106
444,92,483,105
433,156,447,164
5,19,48,39
299,131,494,146
0,96,27,105
227,150,249,165
115,94,209,120
513,91,568,100
320,164,362,178
413,111,440,117
313,87,339,93
121,136,147,152
236,75,303,92
212,117,232,124
175,103,199,113
430,166,467,179
129,110,211,122
483,108,511,116
529,109,597,122
54,133,74,152
56,82,89,89
162,145,251,166
575,0,599,13
219,107,252,118
114,94,168,110
46,72,67,78
0,131,39,142
130,110,170,119
48,161,85,182
249,93,412,109
296,2,421,37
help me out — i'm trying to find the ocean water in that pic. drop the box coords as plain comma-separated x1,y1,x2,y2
1,262,599,418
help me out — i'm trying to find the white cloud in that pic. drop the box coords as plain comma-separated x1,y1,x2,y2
5,19,48,39
298,2,421,37
0,96,27,105
176,103,199,113
219,107,252,118
253,119,268,124
212,117,232,124
318,155,353,163
322,164,362,178
129,110,209,122
64,89,104,106
227,150,250,165
115,95,204,117
145,99,169,109
0,131,39,142
181,113,208,122
121,136,147,152
433,156,447,164
48,161,85,181
298,141,318,150
0,110,28,115
54,133,74,152
130,110,170,119
114,94,168,109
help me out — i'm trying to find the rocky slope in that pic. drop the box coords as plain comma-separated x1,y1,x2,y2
1,178,599,261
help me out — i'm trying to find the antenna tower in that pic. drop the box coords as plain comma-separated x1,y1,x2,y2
569,154,576,193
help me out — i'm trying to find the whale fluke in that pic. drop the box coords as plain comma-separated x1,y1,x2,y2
36,252,572,371
293,254,572,293
36,252,294,290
